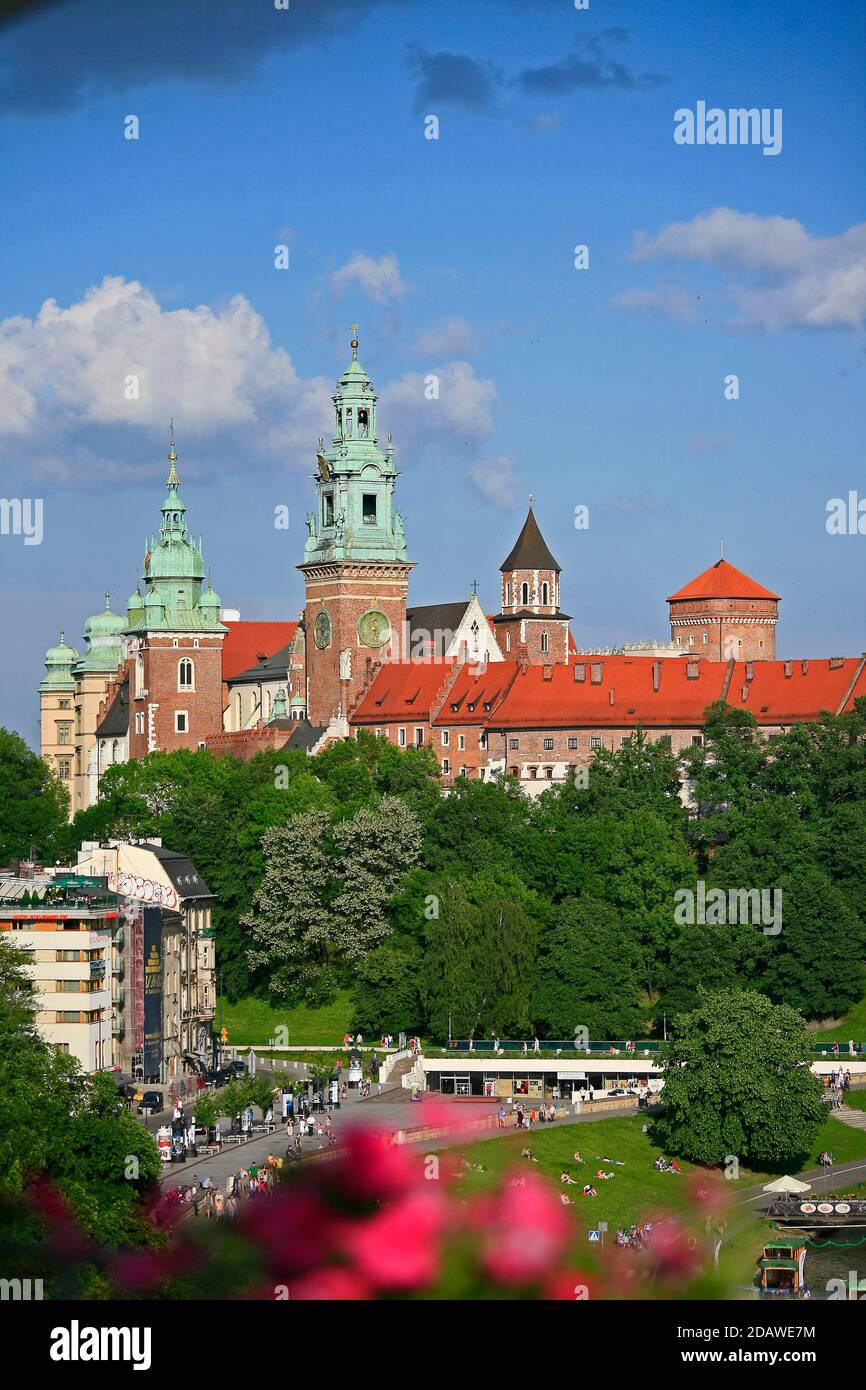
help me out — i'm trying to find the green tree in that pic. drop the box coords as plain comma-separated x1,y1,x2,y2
0,728,69,864
531,897,645,1038
654,988,826,1166
420,877,537,1038
352,937,424,1036
761,865,866,1019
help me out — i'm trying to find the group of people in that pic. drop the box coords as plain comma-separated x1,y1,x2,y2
616,1223,654,1249
654,1156,682,1174
511,1104,559,1130
830,1040,863,1056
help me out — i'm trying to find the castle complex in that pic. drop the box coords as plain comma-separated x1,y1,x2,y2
40,334,866,809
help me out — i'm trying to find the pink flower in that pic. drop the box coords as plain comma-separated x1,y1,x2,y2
320,1129,418,1204
110,1244,200,1293
289,1267,371,1301
341,1191,446,1290
483,1172,571,1286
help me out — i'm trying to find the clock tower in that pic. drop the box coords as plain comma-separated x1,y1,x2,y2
299,330,413,727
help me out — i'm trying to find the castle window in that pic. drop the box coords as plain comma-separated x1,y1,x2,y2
59,699,70,709
398,727,406,747
58,726,70,745
590,736,602,750
358,407,369,438
568,737,579,750
521,582,529,606
505,632,511,652
135,713,144,735
702,632,708,644
112,740,119,761
345,407,353,436
541,631,549,654
441,731,450,747
541,581,549,605
458,733,465,751
177,590,186,607
58,759,71,780
414,728,424,747
442,758,450,775
175,711,188,733
509,738,519,750
543,738,554,751
504,582,510,606
193,639,200,649
178,658,194,691
362,493,377,525
323,493,335,527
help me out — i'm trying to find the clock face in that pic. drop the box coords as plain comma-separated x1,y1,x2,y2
314,609,332,650
358,609,391,648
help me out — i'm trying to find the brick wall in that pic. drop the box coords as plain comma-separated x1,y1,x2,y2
669,596,778,660
127,634,225,757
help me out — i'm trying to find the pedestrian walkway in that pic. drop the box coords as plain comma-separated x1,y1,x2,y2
834,1102,866,1132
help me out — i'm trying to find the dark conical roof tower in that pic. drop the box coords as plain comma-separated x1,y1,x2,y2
500,504,561,574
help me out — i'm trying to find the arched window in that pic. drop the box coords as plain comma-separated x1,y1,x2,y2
541,631,549,654
504,581,510,606
177,588,186,607
111,740,118,762
178,658,194,691
521,581,529,606
541,581,549,606
235,693,242,728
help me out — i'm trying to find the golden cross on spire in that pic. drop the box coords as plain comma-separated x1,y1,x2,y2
168,417,178,464
350,323,359,360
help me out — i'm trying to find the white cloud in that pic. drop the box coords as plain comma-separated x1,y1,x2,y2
329,251,408,305
619,207,866,331
0,276,332,464
467,454,521,508
414,317,480,357
0,278,504,486
610,281,698,323
380,361,497,451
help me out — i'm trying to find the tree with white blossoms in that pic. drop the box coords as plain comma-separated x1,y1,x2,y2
244,796,422,1003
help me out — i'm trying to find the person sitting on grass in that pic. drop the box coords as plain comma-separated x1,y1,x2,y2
521,1147,538,1162
561,1172,579,1185
582,1184,597,1197
560,1192,574,1206
573,1150,583,1164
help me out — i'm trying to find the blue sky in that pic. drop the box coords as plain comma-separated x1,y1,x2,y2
1,0,864,746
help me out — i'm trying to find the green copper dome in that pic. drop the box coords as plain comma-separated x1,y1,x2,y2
84,594,126,640
41,630,79,690
128,433,227,635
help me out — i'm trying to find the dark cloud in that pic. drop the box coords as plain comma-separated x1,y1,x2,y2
519,29,667,95
406,45,503,117
0,0,413,116
405,29,666,119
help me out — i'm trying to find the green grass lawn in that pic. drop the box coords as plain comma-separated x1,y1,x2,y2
454,1114,866,1239
811,994,866,1043
841,1089,866,1112
215,991,354,1046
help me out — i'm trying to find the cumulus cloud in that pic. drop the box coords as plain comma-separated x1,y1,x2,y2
467,454,521,508
519,29,666,95
0,276,330,479
414,317,479,358
329,252,409,306
406,46,504,117
619,208,866,331
380,361,497,452
0,278,503,487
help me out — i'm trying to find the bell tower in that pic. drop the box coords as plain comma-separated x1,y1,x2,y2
299,329,413,727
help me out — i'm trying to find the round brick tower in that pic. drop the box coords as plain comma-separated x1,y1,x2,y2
668,557,780,661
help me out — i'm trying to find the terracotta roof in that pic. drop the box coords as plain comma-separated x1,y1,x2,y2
431,662,519,725
500,508,561,574
729,657,866,722
489,657,730,729
351,660,456,724
228,640,294,685
668,558,780,602
222,621,298,681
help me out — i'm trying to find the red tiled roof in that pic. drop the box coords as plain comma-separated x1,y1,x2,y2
668,558,780,602
431,662,519,725
489,657,730,729
222,621,298,681
351,660,456,724
729,657,866,722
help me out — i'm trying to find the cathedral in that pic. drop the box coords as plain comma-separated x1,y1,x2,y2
40,333,866,812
